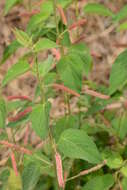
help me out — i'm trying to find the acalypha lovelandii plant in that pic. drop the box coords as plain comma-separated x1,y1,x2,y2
1,1,127,189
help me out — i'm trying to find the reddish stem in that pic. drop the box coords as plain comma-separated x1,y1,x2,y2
57,5,67,25
8,107,32,122
53,83,80,97
7,95,31,102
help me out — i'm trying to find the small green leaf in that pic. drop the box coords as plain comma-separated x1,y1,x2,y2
84,3,114,17
22,163,41,190
58,129,102,164
13,29,32,48
0,98,6,128
30,102,51,139
109,49,127,94
106,152,123,169
121,164,127,177
114,5,127,22
33,38,57,52
82,174,114,190
2,59,30,87
4,0,22,15
7,169,22,190
1,40,21,64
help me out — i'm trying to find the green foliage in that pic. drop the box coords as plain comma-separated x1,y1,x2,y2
58,129,102,164
1,1,127,190
22,163,41,190
30,102,51,139
109,49,127,94
82,174,114,190
84,3,114,17
0,40,21,65
0,98,6,128
7,169,22,190
2,59,30,87
33,38,57,52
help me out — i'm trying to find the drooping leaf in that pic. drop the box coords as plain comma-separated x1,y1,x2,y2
58,129,102,164
2,59,30,87
114,5,127,22
82,174,114,190
57,43,92,92
69,43,92,76
13,29,32,48
109,49,127,94
0,40,21,65
30,102,51,139
7,169,22,190
22,163,41,190
0,98,6,128
4,0,22,15
84,3,114,17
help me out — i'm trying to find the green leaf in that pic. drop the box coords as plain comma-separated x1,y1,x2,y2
13,29,32,48
118,22,127,31
69,43,92,76
122,177,127,190
82,174,114,190
106,152,123,169
7,169,22,190
57,55,82,92
24,151,54,176
121,164,127,177
53,115,79,141
2,59,30,87
114,5,127,22
109,49,127,94
22,163,41,190
84,3,114,17
33,38,57,52
32,55,53,77
0,98,6,128
4,0,22,15
1,40,21,64
118,113,127,140
57,44,92,92
27,1,53,34
30,102,51,139
58,129,102,164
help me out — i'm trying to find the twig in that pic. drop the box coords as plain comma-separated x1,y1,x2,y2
66,160,107,182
